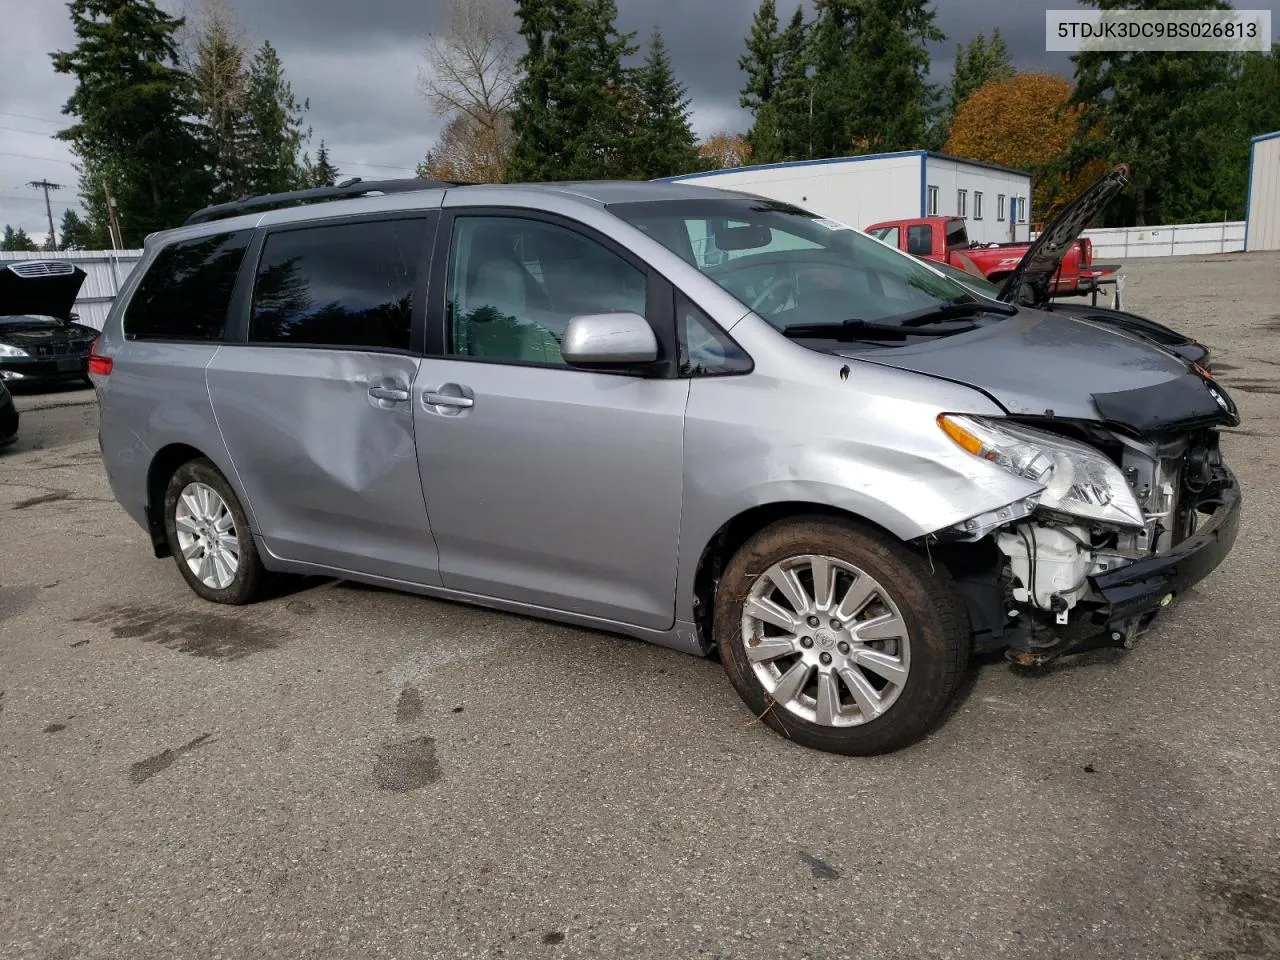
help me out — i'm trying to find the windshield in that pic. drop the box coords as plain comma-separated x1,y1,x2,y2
609,198,980,330
917,257,1003,298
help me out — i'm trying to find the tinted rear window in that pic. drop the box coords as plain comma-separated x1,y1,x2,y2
249,218,426,351
124,230,253,341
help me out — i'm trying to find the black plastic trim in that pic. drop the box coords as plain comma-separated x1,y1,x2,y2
1090,471,1242,618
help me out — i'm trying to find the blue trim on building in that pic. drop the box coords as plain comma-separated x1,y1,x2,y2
919,152,927,216
655,149,928,183
1250,130,1280,144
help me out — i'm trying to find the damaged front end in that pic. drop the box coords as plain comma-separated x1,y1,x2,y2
932,389,1242,666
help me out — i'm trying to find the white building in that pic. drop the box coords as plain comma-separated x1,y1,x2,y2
660,150,1033,244
1245,131,1280,252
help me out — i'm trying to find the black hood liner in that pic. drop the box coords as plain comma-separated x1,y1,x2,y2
1092,372,1239,436
999,164,1130,307
0,261,87,320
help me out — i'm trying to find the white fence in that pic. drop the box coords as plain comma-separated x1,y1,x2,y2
1076,221,1246,260
0,248,143,330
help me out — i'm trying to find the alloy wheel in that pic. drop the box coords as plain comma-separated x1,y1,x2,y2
173,481,240,590
740,554,911,727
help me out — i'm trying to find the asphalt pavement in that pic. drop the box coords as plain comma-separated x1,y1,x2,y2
2,255,1279,959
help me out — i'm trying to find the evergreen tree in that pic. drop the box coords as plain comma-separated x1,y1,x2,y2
774,7,812,161
243,40,311,194
58,210,93,250
807,0,941,156
306,141,340,187
1,226,39,252
631,30,698,178
188,0,252,202
51,0,213,245
949,28,1014,114
807,0,860,157
845,0,942,152
1070,0,1237,225
509,0,638,181
739,0,780,114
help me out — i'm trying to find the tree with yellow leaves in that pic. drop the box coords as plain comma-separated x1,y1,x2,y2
944,73,1105,225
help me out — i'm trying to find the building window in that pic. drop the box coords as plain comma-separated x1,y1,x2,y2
957,189,967,218
927,185,939,216
1017,196,1027,222
997,194,1006,221
974,191,983,220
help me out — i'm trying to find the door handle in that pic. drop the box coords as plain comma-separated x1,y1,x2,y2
369,385,411,402
423,392,474,409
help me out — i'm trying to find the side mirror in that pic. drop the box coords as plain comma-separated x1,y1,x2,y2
561,312,658,368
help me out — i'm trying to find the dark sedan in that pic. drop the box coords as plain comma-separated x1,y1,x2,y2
0,260,98,386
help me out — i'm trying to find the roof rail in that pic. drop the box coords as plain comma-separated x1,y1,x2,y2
182,176,471,226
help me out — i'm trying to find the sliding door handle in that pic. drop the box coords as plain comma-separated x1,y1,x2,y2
424,392,474,409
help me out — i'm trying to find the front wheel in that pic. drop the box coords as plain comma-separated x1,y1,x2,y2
163,458,266,604
714,516,969,755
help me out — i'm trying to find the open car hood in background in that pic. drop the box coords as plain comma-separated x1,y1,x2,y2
997,164,1130,307
0,261,87,321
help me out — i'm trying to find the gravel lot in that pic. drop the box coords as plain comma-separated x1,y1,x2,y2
2,253,1279,960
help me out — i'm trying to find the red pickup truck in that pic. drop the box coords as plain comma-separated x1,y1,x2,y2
863,216,1095,297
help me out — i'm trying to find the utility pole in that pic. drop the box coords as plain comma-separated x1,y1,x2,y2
27,179,64,250
101,178,124,250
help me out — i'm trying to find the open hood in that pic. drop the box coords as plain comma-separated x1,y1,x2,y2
997,164,1130,307
0,260,87,321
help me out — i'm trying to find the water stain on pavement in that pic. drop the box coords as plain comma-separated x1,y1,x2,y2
542,932,566,945
129,733,214,785
1194,849,1280,958
798,851,841,880
373,736,440,792
75,602,281,661
0,584,39,623
394,684,424,724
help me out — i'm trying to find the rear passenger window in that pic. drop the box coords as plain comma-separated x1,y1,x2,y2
124,230,252,341
906,225,932,257
249,218,426,351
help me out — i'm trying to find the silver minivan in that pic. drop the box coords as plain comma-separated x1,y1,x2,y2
92,176,1242,755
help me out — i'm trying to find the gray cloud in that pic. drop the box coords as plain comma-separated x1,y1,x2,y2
3,0,1276,240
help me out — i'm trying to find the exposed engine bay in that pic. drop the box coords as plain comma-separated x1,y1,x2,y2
936,417,1240,666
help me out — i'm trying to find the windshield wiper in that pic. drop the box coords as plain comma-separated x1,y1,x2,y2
891,300,1017,327
781,318,976,340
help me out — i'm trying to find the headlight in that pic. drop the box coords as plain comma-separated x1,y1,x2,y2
0,344,29,357
939,414,1145,528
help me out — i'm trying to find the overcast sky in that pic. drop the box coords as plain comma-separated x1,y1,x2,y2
1,0,1274,239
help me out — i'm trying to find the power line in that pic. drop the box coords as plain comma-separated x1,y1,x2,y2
0,150,78,166
0,110,65,126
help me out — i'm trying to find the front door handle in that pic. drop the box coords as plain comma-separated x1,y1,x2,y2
423,392,473,409
369,385,411,402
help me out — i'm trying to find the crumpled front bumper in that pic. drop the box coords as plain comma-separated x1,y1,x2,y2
1003,468,1241,665
1090,468,1241,620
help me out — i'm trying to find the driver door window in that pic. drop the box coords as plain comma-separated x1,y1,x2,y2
447,216,648,365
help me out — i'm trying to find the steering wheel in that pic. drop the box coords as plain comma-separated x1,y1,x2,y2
749,275,796,314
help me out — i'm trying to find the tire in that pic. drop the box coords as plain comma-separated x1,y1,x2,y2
162,458,266,605
714,515,969,756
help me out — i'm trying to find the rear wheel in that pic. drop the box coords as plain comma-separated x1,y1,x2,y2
714,516,969,755
163,458,266,604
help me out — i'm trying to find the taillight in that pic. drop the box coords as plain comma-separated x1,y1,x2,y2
88,336,113,376
1081,238,1093,265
